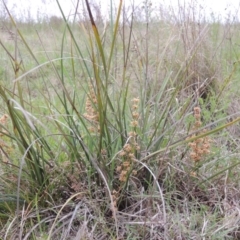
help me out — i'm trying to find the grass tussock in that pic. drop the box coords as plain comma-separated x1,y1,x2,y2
0,0,240,239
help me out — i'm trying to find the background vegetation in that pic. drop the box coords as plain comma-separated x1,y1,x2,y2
0,0,240,239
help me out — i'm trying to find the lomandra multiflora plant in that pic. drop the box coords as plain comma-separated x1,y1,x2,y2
1,0,240,238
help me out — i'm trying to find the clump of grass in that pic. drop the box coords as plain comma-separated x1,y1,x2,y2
0,0,240,239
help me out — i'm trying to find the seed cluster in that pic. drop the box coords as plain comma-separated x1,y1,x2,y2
0,114,11,163
117,98,140,183
111,189,118,213
188,107,211,163
130,98,140,127
83,84,99,132
117,143,138,182
0,114,8,136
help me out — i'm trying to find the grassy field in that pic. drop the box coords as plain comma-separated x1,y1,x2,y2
0,0,240,239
